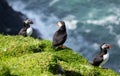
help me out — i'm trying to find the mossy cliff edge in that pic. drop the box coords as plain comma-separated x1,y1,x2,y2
0,35,119,76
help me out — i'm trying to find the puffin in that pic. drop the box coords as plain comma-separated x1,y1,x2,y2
18,18,33,37
52,21,67,48
91,43,112,67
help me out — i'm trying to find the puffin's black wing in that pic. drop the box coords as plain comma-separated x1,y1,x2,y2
52,30,67,48
92,55,103,66
18,28,27,37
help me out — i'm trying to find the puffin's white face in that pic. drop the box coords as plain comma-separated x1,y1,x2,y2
101,43,112,49
24,19,33,25
56,22,62,27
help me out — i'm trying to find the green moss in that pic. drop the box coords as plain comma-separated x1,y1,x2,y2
0,65,11,76
0,34,119,76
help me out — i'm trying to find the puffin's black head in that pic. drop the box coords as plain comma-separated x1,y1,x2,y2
24,18,33,25
56,21,65,27
100,43,112,50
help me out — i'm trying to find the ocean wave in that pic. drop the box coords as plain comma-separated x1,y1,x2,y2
49,0,59,6
116,35,120,47
63,15,78,30
8,0,26,11
83,6,120,25
85,15,119,25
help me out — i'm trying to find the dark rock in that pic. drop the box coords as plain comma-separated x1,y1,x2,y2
31,28,42,39
0,0,23,35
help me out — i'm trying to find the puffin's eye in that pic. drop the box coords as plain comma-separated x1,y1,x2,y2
28,20,30,22
105,44,108,48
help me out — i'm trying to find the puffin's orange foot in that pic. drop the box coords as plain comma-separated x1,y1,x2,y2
59,45,66,49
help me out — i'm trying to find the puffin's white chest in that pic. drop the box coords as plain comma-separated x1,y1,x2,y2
26,27,33,36
100,53,109,66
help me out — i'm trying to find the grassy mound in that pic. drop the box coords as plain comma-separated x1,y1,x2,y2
0,35,119,76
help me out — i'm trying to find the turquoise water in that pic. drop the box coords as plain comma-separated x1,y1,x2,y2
7,0,120,73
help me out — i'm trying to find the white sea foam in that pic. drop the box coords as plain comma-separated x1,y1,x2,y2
117,39,120,47
86,15,119,25
119,69,120,73
84,6,120,25
92,43,99,50
106,25,117,36
63,15,78,30
116,35,120,47
84,29,91,33
8,0,27,11
106,25,120,48
49,0,59,6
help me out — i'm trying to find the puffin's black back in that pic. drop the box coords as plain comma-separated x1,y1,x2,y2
52,22,67,48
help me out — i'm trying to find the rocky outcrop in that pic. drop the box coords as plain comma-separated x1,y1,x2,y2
0,0,23,35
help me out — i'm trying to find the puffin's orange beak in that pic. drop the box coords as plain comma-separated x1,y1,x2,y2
108,45,112,49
